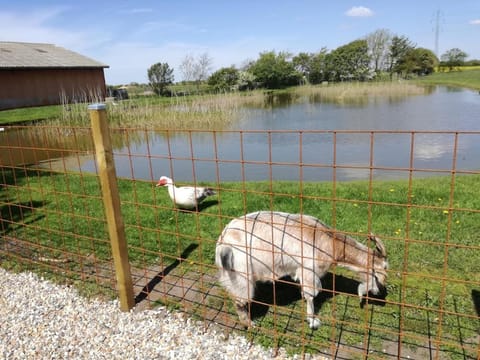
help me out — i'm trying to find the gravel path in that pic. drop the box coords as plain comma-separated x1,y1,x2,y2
0,268,326,359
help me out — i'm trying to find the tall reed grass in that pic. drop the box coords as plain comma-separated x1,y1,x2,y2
46,82,427,129
294,81,428,105
53,91,265,130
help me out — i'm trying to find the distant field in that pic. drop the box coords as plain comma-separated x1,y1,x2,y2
437,65,480,72
416,68,480,90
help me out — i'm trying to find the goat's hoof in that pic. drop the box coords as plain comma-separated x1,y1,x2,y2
307,318,321,330
239,319,255,329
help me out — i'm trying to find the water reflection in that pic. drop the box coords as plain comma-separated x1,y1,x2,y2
0,126,93,167
413,134,453,161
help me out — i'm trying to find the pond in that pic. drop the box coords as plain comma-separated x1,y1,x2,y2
2,86,480,182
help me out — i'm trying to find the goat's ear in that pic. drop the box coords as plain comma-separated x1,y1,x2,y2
369,233,387,258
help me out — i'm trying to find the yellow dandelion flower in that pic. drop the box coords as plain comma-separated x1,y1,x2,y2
443,210,449,214
389,188,395,192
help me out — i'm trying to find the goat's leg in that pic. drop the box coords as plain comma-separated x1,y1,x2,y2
304,294,320,329
225,271,256,328
235,300,251,327
297,269,323,329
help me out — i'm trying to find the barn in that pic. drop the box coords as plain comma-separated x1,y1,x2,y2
0,41,109,110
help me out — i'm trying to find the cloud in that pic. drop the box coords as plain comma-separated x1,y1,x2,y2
120,8,153,14
0,8,109,51
345,6,374,17
469,19,480,25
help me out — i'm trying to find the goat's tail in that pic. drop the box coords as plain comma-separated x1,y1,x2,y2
216,244,235,271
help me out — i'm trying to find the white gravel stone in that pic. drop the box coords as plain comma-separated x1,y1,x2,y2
0,268,330,359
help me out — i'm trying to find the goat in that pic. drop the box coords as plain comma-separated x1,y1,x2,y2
215,211,388,329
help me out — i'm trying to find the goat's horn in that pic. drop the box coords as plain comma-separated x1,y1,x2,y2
369,233,387,258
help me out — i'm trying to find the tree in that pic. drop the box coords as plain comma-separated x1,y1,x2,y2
365,29,393,74
179,54,195,82
387,35,415,79
147,62,174,96
179,52,213,86
208,66,239,91
292,52,314,83
441,48,468,70
196,53,213,83
236,70,256,90
304,48,327,84
248,51,301,88
326,39,371,81
397,48,438,77
413,48,438,75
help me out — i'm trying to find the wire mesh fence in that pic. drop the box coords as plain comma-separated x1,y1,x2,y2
1,120,479,359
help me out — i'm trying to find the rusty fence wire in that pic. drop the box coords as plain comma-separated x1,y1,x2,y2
1,122,479,359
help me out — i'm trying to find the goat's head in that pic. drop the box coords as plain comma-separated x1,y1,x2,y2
358,234,388,298
371,233,388,284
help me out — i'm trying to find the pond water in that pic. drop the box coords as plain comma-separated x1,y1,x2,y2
3,86,480,182
108,86,480,182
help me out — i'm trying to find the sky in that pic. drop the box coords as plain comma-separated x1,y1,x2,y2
1,1,479,85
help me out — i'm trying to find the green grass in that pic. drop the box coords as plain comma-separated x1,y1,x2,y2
0,104,62,124
1,167,479,358
416,69,480,91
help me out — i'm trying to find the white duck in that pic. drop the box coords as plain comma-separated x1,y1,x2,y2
156,176,216,210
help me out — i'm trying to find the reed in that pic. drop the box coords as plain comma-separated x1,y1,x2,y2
294,81,427,105
49,91,265,130
30,81,429,130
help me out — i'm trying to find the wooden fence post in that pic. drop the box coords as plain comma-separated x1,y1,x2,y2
88,103,135,311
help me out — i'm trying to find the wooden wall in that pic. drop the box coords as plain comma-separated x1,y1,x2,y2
0,68,107,110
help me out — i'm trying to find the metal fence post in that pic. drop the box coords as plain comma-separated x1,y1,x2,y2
88,103,135,311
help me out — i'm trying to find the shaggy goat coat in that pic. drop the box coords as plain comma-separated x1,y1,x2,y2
215,211,388,329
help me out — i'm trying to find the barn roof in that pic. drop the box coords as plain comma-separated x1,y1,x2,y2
0,41,109,69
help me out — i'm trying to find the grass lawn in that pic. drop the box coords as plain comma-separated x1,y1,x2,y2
0,104,62,124
415,69,480,91
1,167,479,358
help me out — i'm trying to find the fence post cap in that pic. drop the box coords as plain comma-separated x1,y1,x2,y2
88,103,106,111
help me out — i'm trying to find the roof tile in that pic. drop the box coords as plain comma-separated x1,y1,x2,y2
0,42,108,68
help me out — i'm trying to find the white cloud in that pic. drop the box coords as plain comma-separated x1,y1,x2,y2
469,19,480,25
345,6,374,17
0,8,109,52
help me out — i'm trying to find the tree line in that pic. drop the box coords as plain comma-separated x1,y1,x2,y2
146,28,474,95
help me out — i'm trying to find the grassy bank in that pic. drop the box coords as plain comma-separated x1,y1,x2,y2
0,91,265,128
0,104,62,125
1,168,479,357
415,69,480,91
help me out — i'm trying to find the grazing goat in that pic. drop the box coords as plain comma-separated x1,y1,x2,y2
215,211,388,329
